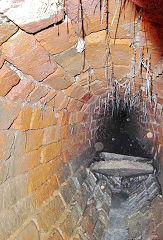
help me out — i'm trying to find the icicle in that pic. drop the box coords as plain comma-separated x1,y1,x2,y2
104,98,107,116
99,96,101,113
153,94,157,116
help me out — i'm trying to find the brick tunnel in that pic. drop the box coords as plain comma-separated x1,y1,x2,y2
0,0,163,239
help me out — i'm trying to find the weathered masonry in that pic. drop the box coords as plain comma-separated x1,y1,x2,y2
0,0,162,240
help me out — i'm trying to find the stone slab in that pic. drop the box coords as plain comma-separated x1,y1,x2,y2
100,152,152,163
90,160,153,177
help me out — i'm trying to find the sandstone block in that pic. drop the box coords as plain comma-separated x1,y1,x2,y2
0,99,20,129
36,21,77,54
6,79,35,103
65,84,85,99
0,22,18,45
27,160,57,192
33,175,58,207
41,142,61,162
30,107,41,129
53,46,89,77
0,196,34,239
27,86,49,104
85,31,109,69
54,91,69,110
110,42,134,66
15,221,40,240
0,0,64,33
40,90,56,105
66,0,107,36
36,196,65,232
43,126,61,145
0,64,20,96
39,109,58,128
11,107,32,130
1,175,27,210
61,125,71,139
1,30,57,81
43,66,73,90
77,70,96,86
20,149,41,173
47,229,63,240
25,129,44,152
0,131,14,161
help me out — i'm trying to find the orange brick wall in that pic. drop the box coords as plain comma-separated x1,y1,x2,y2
0,0,162,239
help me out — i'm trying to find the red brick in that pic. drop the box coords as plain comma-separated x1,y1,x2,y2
0,64,20,96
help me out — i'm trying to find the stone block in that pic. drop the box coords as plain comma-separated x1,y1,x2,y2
6,79,35,103
85,30,108,69
0,175,28,211
66,0,107,36
27,86,49,104
41,142,62,162
60,178,77,204
0,196,34,240
60,204,81,238
110,41,134,66
15,221,40,240
67,99,84,112
47,229,63,240
39,109,57,128
33,175,59,207
40,90,56,105
93,220,105,239
0,99,20,130
81,215,94,238
36,195,65,232
27,160,58,192
53,46,89,77
61,125,71,139
36,21,77,55
0,130,14,161
0,21,18,45
54,91,69,110
56,163,72,185
0,0,64,33
65,84,85,99
77,70,96,86
2,30,57,81
30,107,41,129
25,129,44,152
11,107,32,130
0,64,20,96
19,148,41,173
44,66,73,90
43,126,61,145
